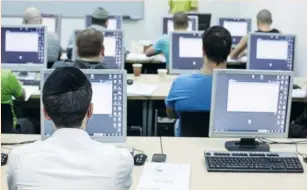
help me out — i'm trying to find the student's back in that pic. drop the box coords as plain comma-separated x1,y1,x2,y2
165,26,232,136
145,12,189,68
52,59,106,69
166,73,212,111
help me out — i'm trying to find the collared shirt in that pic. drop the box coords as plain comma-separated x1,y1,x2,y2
67,24,106,50
7,128,134,190
165,73,213,136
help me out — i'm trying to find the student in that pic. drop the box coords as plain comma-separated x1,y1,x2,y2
53,28,106,69
1,70,25,133
7,67,134,190
230,9,280,59
145,11,189,68
165,26,232,136
169,0,198,14
66,7,109,59
23,7,61,65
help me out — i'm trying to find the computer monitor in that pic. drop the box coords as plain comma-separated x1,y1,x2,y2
41,69,127,142
169,31,203,74
162,16,198,34
219,18,251,45
85,15,123,30
1,14,62,37
1,25,47,69
72,29,124,69
11,68,41,86
247,33,295,71
186,13,211,31
209,69,293,152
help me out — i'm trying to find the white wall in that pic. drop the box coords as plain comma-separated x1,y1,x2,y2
238,0,307,76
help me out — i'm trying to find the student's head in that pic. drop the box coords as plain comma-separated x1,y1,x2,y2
256,9,273,28
173,11,189,30
202,26,232,72
76,28,104,62
23,7,42,25
91,7,109,28
42,67,93,129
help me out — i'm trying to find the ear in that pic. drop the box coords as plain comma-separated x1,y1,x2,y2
43,107,51,120
87,103,94,118
105,20,109,27
101,46,105,56
202,48,206,56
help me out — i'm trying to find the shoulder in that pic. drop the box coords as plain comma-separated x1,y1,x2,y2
9,141,44,160
1,70,12,79
174,73,211,84
52,60,74,68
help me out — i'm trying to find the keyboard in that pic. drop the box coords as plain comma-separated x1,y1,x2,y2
205,151,304,173
1,153,8,166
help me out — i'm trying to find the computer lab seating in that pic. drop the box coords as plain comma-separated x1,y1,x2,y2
180,111,210,137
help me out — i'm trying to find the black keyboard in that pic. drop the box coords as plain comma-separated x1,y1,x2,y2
205,151,304,173
21,80,40,86
1,153,8,166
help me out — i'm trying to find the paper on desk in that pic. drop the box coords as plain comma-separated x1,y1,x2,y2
292,89,307,98
137,163,191,190
127,83,159,96
24,86,39,101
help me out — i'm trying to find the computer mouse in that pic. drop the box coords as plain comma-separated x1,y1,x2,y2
303,156,307,163
127,79,134,85
134,153,147,166
293,84,301,89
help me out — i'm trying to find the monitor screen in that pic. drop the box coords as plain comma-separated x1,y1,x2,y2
1,25,47,69
72,29,124,69
2,14,61,35
248,33,295,71
219,18,251,45
169,31,203,74
41,69,127,142
186,13,211,31
162,16,198,34
209,69,293,138
85,15,122,30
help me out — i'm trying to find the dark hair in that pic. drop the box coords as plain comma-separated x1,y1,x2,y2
173,11,188,29
202,26,232,64
42,67,92,128
76,28,104,58
91,17,108,27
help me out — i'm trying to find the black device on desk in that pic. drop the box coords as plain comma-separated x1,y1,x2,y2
134,154,147,166
204,69,304,173
1,153,8,166
293,84,301,89
152,137,167,162
205,151,304,173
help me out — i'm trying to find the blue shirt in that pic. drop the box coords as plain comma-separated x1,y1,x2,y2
165,73,213,136
153,35,169,67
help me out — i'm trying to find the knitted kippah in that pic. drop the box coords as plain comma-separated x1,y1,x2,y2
92,7,109,20
43,67,88,95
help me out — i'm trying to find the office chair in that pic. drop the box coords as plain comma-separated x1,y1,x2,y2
180,111,210,137
1,104,15,133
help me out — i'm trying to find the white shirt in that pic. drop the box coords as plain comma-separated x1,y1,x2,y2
7,128,134,190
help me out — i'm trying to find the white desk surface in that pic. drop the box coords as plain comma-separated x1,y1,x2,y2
25,75,307,100
162,137,307,190
1,134,307,190
0,134,161,190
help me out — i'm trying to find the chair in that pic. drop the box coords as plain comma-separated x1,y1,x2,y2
1,104,14,133
180,111,210,137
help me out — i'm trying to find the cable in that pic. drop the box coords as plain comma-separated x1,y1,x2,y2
1,140,36,146
159,136,164,154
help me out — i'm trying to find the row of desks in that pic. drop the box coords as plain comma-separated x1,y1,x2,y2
1,134,307,190
23,74,307,136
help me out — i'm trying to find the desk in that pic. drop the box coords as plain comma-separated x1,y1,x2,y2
2,135,307,190
162,137,307,190
1,134,161,190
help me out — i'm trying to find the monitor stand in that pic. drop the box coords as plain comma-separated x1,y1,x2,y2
225,138,270,152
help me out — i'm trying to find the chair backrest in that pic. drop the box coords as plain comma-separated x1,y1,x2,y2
180,111,210,137
1,104,14,133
